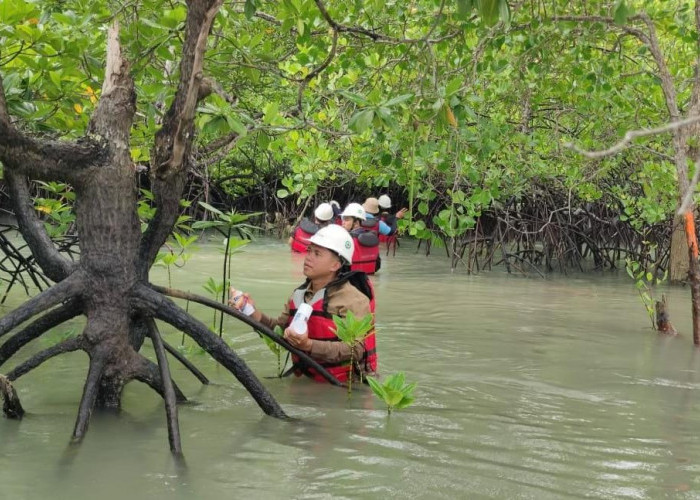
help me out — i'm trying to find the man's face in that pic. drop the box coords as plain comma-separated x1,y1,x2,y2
341,216,355,231
304,244,341,279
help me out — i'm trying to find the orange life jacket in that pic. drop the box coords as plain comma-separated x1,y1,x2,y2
287,273,377,383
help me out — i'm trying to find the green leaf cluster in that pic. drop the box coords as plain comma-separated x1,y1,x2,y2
366,372,417,415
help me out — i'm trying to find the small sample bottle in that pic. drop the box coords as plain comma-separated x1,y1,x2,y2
229,287,255,316
289,303,313,335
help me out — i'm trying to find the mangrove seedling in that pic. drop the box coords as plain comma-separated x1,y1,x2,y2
366,372,416,415
192,204,261,335
332,311,373,395
626,257,668,330
260,325,285,377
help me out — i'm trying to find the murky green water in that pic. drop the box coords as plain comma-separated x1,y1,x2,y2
2,237,700,499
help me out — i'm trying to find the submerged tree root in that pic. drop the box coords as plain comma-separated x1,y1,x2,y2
0,374,24,419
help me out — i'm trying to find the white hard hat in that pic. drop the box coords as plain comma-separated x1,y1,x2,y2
309,224,354,264
378,194,392,209
340,202,366,221
314,202,334,222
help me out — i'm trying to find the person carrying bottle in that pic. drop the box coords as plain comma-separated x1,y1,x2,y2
230,224,377,383
289,202,335,253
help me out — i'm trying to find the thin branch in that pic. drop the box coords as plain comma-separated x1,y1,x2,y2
297,29,338,114
565,115,700,159
313,0,457,44
145,318,182,456
7,336,84,381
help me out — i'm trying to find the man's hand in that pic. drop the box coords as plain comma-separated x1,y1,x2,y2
396,208,408,219
284,327,312,351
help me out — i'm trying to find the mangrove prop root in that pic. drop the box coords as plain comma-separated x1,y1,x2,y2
0,374,25,419
162,339,209,385
146,318,182,455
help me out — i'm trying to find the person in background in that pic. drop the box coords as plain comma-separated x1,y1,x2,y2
341,203,380,274
377,195,407,246
330,200,342,223
232,224,377,383
289,202,335,253
367,195,407,236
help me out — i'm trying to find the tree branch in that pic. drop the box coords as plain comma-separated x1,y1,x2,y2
139,0,223,277
0,271,84,340
145,318,182,455
565,115,700,158
0,300,81,368
313,0,457,44
297,29,338,114
150,284,342,386
6,336,84,381
86,20,136,157
133,284,288,418
4,172,75,282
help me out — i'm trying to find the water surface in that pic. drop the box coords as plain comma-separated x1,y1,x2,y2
1,238,699,499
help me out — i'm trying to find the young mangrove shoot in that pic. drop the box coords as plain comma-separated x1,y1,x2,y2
366,372,416,415
332,311,374,396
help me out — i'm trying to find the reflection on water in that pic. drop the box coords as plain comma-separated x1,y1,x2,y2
2,237,700,498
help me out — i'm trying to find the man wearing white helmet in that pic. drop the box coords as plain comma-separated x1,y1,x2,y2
232,224,377,383
289,202,335,253
340,203,382,274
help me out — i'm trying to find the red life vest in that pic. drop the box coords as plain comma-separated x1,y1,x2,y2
287,273,377,383
290,218,319,253
360,217,379,235
378,213,398,246
350,229,380,274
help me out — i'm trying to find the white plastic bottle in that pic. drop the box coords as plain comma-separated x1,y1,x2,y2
289,303,312,335
229,287,255,316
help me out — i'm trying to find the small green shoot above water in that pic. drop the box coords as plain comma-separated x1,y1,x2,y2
626,257,667,330
261,326,285,377
193,204,261,336
366,372,416,415
332,311,373,395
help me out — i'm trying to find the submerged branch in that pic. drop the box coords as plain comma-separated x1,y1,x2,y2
0,272,84,340
0,300,81,369
6,336,84,381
